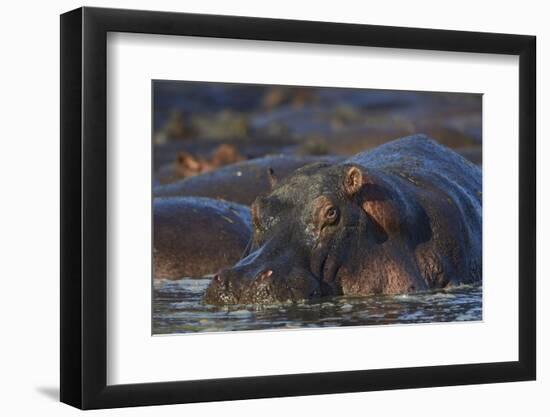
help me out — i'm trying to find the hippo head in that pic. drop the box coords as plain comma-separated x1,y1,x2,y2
203,162,390,305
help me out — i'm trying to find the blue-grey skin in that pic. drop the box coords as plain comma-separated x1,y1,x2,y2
154,197,251,280
153,155,343,205
203,135,482,305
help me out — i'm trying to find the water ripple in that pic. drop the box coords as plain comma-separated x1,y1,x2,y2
153,278,482,334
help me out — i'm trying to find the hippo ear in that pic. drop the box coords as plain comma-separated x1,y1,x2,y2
267,167,278,189
343,165,364,196
177,152,201,171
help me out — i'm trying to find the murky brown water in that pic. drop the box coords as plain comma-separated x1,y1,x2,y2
152,278,482,334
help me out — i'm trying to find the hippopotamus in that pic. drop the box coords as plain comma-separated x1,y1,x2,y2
154,154,343,205
203,135,482,305
154,197,251,280
156,144,244,184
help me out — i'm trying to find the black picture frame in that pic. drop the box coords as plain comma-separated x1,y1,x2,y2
60,6,536,410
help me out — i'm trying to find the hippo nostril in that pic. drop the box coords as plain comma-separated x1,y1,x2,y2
256,270,273,281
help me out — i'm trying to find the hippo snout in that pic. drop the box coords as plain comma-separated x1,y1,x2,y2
203,262,321,305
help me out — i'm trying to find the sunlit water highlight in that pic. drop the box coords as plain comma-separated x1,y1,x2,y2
153,278,482,334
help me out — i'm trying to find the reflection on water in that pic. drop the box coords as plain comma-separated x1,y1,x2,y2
152,278,482,334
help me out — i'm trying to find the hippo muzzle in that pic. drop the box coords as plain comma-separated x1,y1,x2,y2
203,241,321,305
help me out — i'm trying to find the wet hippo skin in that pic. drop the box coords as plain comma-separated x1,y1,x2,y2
204,135,482,305
154,197,251,280
153,154,343,205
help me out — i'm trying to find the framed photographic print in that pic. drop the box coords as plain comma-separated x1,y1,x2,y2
60,6,536,409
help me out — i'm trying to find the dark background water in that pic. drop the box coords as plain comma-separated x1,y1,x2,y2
152,81,482,174
153,278,482,334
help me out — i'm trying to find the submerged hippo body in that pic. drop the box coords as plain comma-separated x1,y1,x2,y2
154,197,251,280
204,135,482,304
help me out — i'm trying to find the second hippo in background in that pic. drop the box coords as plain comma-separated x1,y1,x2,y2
154,197,251,280
156,144,245,184
204,135,482,305
154,154,343,206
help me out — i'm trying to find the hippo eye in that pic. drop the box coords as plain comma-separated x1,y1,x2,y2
324,206,339,223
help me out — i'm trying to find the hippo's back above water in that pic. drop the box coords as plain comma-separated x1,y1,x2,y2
154,197,252,280
347,134,481,198
153,154,343,205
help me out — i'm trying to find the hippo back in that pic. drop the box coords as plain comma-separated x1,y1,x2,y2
347,134,481,221
154,154,343,205
347,134,481,195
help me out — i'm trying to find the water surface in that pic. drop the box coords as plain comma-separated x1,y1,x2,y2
153,278,482,334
